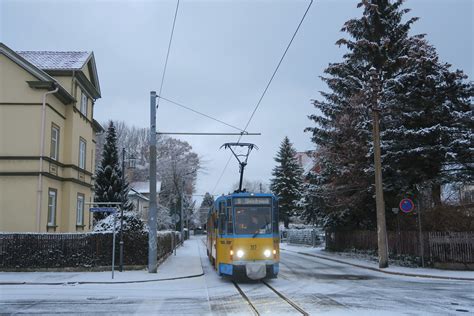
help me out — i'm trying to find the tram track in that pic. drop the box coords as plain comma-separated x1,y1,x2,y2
232,280,309,316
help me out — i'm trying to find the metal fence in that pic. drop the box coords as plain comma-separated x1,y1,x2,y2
284,228,324,247
325,230,474,265
0,231,180,270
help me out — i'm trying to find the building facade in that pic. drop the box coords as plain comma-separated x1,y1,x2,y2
128,181,162,223
0,43,102,232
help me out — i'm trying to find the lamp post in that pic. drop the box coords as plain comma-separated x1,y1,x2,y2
369,67,389,269
120,148,137,272
181,180,185,244
149,91,158,273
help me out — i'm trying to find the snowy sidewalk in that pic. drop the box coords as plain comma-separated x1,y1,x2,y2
280,243,474,281
0,237,203,285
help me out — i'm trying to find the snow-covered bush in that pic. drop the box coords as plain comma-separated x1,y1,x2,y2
93,211,145,233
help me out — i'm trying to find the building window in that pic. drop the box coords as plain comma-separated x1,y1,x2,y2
76,193,85,226
79,138,86,169
47,189,57,226
80,91,88,116
50,124,60,160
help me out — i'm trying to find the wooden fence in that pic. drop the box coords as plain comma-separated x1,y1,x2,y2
0,231,180,270
326,230,474,265
428,232,474,264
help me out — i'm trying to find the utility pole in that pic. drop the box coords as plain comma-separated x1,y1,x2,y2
369,67,389,269
180,180,185,243
148,91,158,273
119,148,125,272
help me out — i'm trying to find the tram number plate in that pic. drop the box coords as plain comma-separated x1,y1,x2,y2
250,245,257,250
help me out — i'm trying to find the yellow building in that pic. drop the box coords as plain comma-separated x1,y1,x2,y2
0,43,103,232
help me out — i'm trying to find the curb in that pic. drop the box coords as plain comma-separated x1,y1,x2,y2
281,248,474,281
0,272,204,286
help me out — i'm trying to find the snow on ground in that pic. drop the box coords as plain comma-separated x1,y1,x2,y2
280,243,474,280
0,238,202,284
1,236,473,315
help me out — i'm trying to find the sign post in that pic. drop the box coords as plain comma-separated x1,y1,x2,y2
88,202,121,279
416,199,425,268
171,214,180,255
399,197,424,267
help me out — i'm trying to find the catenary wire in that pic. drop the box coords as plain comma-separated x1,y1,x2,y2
241,0,313,132
211,0,314,195
157,0,180,110
157,95,245,132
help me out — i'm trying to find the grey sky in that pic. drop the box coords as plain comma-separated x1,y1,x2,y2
1,0,472,198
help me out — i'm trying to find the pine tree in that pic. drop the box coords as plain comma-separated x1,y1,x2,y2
94,121,133,220
382,37,473,206
306,0,418,229
306,0,473,229
200,193,214,209
270,137,304,228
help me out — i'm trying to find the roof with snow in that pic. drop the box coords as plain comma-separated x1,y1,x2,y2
0,43,101,101
295,151,316,175
130,181,161,194
128,188,150,201
16,51,91,70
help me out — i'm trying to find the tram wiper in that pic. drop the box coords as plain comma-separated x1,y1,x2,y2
252,222,269,238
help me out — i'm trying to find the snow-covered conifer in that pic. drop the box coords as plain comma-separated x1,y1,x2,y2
270,137,304,228
306,0,473,229
94,121,133,220
383,37,473,205
306,0,428,229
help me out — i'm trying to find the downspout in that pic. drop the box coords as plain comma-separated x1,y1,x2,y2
36,84,59,232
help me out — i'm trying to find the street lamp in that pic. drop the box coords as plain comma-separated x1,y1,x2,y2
181,180,185,243
369,67,389,269
119,148,137,272
149,91,158,273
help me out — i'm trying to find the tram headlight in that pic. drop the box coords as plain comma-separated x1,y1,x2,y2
264,249,272,258
236,250,244,258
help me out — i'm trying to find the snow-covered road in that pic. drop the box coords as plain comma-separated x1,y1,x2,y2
0,237,472,315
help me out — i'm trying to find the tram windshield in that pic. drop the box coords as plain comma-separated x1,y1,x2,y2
234,206,272,235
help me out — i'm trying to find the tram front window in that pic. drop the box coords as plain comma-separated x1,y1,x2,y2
235,207,272,235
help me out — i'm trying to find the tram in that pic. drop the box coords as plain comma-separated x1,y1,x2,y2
207,192,279,280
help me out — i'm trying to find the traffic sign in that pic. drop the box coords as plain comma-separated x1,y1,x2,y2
89,207,117,213
399,198,414,213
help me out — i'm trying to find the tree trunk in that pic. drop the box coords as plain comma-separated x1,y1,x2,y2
284,218,290,229
431,184,442,206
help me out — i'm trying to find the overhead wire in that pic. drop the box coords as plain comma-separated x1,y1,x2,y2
157,95,245,132
211,0,314,195
156,0,180,110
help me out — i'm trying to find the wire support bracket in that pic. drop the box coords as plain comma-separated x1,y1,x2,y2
156,132,261,136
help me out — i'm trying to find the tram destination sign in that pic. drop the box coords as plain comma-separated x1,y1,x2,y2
233,197,271,205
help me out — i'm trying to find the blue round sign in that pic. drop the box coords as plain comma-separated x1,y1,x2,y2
399,198,414,213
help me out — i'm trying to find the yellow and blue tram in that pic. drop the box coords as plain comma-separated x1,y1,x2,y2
207,192,279,280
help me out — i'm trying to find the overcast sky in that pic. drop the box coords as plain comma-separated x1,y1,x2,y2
1,0,472,199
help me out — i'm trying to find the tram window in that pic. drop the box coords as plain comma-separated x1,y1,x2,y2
226,207,233,234
219,202,225,215
235,206,271,235
219,214,226,235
